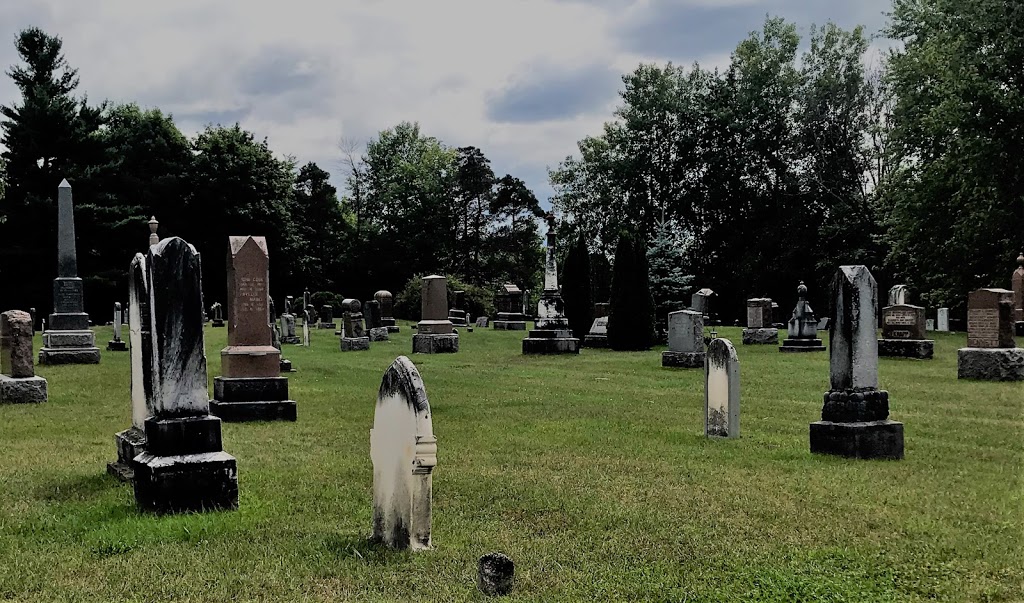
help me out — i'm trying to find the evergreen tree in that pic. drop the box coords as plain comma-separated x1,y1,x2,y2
590,252,612,304
647,219,693,328
561,235,593,339
608,231,655,350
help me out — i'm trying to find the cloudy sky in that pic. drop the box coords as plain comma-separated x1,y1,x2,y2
0,0,892,207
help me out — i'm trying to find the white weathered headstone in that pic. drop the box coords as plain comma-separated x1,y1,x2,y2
926,319,935,331
302,311,311,347
370,356,437,551
704,338,739,438
937,307,950,332
888,284,908,306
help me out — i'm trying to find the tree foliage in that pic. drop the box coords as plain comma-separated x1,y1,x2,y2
608,232,655,350
561,235,594,339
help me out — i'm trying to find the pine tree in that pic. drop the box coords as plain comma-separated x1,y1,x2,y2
608,231,656,350
647,219,693,328
561,235,593,339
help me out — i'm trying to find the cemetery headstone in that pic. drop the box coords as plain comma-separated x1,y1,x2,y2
493,283,527,330
122,302,129,324
594,302,610,318
280,295,299,344
271,298,294,372
583,316,609,348
375,290,400,333
888,284,908,306
523,215,580,354
957,288,1024,380
209,236,296,422
448,290,468,326
691,288,714,319
107,301,128,351
662,310,705,368
771,302,782,327
370,356,437,550
365,299,389,342
780,281,826,352
742,298,778,345
926,318,935,331
810,265,904,459
132,237,239,513
1,310,47,404
341,299,371,351
28,308,36,333
108,254,151,481
1012,253,1024,336
210,301,225,327
704,337,739,438
38,179,100,365
475,316,489,328
302,310,311,347
303,290,312,320
318,304,337,330
413,277,459,353
878,300,934,359
478,553,515,597
937,307,950,331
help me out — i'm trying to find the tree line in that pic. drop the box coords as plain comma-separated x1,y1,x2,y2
0,28,545,320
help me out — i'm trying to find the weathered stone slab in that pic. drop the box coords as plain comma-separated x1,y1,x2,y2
475,317,489,328
583,316,609,348
1,310,35,378
878,339,934,359
966,288,1014,348
882,304,926,340
667,310,702,353
741,327,778,345
0,374,47,404
662,351,704,368
830,266,878,391
342,337,371,351
414,276,457,353
809,420,904,459
412,333,458,354
705,338,739,438
371,356,436,551
369,327,389,342
746,298,772,328
937,308,949,331
957,348,1024,381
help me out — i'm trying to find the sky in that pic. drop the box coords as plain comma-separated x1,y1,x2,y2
0,0,892,208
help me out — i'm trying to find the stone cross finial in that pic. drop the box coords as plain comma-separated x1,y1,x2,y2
148,216,159,246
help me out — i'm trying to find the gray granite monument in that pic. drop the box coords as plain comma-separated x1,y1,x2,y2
1,310,48,404
341,298,371,351
742,298,778,345
493,283,527,330
662,310,705,368
878,301,934,359
413,276,459,354
780,282,825,352
280,296,299,344
957,288,1024,380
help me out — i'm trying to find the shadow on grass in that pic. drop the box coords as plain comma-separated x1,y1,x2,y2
34,472,113,503
323,533,412,566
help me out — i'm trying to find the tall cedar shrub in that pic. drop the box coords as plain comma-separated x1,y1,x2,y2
561,235,594,339
608,232,655,350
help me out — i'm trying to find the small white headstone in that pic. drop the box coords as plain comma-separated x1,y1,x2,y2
704,338,739,438
302,311,311,347
370,356,437,551
937,308,950,332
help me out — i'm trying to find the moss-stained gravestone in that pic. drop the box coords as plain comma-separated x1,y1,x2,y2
1,310,47,404
370,356,437,551
704,337,739,438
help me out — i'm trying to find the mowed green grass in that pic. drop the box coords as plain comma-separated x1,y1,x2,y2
1,324,1021,602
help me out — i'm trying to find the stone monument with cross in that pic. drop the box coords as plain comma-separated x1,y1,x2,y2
209,236,297,421
957,288,1024,380
132,237,239,513
38,179,101,365
1,310,48,404
810,266,904,459
522,214,579,354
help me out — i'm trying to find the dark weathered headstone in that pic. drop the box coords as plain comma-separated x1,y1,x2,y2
132,237,239,513
370,356,436,550
1013,253,1024,330
493,283,527,331
210,301,225,327
319,304,336,330
341,299,371,351
878,302,933,359
270,298,293,372
375,290,399,333
957,288,1024,380
583,316,608,348
810,266,903,459
414,276,459,354
704,337,739,438
38,179,100,365
691,288,714,317
742,298,778,345
478,553,515,596
1,310,47,404
365,300,389,342
210,237,295,422
662,310,704,368
779,281,825,352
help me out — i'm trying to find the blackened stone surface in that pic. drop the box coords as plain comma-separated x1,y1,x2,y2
957,348,1024,381
809,420,904,460
412,333,459,354
365,300,383,329
478,553,515,596
741,328,778,345
133,451,239,514
493,321,527,331
52,278,85,315
583,334,608,348
341,337,371,351
821,388,889,423
522,337,580,354
0,375,47,404
145,415,224,456
214,376,289,402
878,339,934,359
209,400,297,422
280,359,294,373
369,327,389,342
38,348,100,365
779,339,825,352
107,339,128,351
1016,322,1024,337
662,351,705,368
107,427,146,482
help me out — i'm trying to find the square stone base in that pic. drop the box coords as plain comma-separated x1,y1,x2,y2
281,336,300,345
522,336,580,355
211,376,296,422
957,347,1024,381
386,325,400,334
133,451,239,514
280,359,294,373
661,351,705,368
413,333,459,354
779,339,825,352
809,420,905,460
106,339,128,351
38,347,102,364
742,328,778,345
369,327,390,342
107,427,146,482
1016,322,1024,337
583,334,608,348
0,375,48,404
211,320,225,327
341,336,371,351
493,321,527,331
878,339,934,359
318,322,337,330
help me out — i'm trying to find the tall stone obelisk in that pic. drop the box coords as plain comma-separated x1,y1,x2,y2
39,179,100,365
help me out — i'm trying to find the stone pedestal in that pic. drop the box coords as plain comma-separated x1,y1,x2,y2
522,317,579,355
413,333,459,354
1016,321,1024,337
39,328,100,364
448,309,468,326
0,374,47,404
809,420,905,459
779,337,825,352
341,336,371,351
493,312,527,330
878,339,934,359
583,317,608,348
369,327,389,342
741,328,778,345
210,376,296,421
107,427,146,482
661,351,705,368
318,322,336,330
107,339,128,351
956,348,1024,380
280,359,294,372
382,318,400,334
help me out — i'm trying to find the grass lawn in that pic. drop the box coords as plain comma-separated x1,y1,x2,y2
1,323,1021,602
